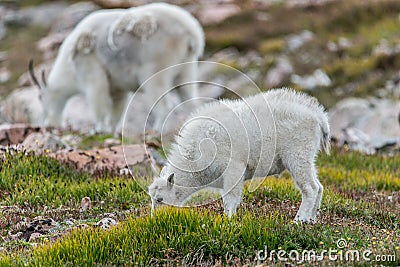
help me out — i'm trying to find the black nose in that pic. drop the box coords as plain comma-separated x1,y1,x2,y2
156,197,163,204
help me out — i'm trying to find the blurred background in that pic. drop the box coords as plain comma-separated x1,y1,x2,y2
0,0,399,154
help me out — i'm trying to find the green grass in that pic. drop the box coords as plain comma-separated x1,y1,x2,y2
0,148,399,266
0,151,148,208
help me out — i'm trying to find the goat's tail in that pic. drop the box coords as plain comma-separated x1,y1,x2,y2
319,112,331,155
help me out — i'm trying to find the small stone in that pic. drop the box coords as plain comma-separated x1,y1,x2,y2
0,51,8,62
290,69,331,90
95,217,117,230
22,131,67,153
8,231,23,241
287,30,314,51
0,67,11,84
80,197,92,212
104,138,121,147
197,3,240,25
264,56,293,87
28,232,44,242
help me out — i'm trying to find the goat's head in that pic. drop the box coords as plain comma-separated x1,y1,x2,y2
148,166,187,212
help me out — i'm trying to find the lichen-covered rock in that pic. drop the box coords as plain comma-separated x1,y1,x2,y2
22,218,57,241
28,232,44,242
95,217,117,230
52,144,153,174
22,131,68,153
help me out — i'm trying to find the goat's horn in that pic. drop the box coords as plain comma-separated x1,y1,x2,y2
28,59,42,89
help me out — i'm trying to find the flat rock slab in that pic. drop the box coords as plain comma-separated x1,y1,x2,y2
329,97,400,153
52,144,154,174
0,123,40,146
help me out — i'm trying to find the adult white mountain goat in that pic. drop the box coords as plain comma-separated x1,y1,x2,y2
29,3,204,133
149,88,330,222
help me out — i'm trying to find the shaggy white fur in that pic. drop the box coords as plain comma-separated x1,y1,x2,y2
31,3,204,133
148,88,330,222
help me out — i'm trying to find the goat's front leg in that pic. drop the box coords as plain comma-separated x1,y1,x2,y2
289,161,321,223
220,161,247,218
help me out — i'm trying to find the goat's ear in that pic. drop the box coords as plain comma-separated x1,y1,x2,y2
167,173,174,189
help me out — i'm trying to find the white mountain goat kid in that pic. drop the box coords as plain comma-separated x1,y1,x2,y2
149,88,330,222
29,3,204,133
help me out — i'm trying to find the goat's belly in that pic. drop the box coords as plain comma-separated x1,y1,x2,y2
108,69,140,91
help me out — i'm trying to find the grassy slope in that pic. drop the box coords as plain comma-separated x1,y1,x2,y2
0,149,399,266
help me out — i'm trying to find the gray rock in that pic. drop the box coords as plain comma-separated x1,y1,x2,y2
22,131,68,153
286,30,314,51
95,217,117,230
0,67,11,84
104,138,121,147
4,2,68,28
264,56,293,87
28,232,44,242
328,98,372,140
2,86,43,125
329,97,400,154
18,61,52,87
290,69,331,90
60,134,82,148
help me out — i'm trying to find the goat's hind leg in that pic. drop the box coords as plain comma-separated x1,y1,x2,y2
287,158,321,223
82,69,113,134
110,90,129,135
73,33,113,134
